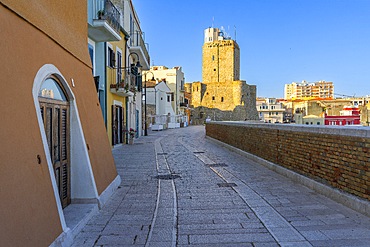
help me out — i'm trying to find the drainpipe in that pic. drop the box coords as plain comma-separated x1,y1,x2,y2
104,42,107,128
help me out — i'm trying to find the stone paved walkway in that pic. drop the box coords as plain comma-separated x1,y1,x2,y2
72,126,370,247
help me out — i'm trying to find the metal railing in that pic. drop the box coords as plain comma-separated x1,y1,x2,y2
109,68,141,94
130,31,150,64
109,68,132,91
93,0,120,34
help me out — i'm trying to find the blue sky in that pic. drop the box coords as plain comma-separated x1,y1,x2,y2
133,0,370,98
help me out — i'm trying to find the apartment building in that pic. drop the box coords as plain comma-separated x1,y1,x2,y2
284,80,334,100
256,98,285,123
110,0,150,138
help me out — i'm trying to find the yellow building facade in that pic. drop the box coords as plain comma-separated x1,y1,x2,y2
106,29,131,146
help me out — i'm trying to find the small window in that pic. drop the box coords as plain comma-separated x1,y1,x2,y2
107,47,115,68
212,96,215,100
317,122,320,125
167,95,170,102
221,97,224,102
212,55,215,61
213,69,216,71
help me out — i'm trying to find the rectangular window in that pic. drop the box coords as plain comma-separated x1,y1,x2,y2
167,95,171,102
88,44,94,74
116,51,122,83
107,47,115,68
212,96,215,100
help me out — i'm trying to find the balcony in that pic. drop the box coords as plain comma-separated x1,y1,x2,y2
129,31,150,69
110,80,135,97
88,0,121,42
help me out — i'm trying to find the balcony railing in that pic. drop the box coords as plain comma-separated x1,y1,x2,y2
93,0,120,34
109,68,142,97
130,31,150,65
110,80,135,97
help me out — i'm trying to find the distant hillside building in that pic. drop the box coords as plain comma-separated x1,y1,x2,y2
191,27,258,123
284,80,334,100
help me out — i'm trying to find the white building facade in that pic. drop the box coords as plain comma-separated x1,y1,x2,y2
256,98,285,123
145,66,185,115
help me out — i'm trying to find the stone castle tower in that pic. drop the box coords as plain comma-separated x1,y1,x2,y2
202,28,240,83
190,27,258,123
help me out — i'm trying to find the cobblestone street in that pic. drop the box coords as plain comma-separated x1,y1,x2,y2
72,126,370,247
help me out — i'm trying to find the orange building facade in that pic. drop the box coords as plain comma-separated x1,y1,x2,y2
0,1,120,246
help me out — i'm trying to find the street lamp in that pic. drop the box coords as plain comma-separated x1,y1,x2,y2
127,52,142,69
143,71,155,136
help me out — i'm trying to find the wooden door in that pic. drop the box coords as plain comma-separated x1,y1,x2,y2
112,105,124,145
39,100,70,208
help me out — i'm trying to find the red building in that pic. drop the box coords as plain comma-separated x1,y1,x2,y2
325,106,361,125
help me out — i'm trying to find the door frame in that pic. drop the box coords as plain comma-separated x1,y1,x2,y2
112,100,124,145
39,97,70,208
32,64,99,231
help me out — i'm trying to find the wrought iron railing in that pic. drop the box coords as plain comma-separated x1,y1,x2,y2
93,0,120,34
130,31,150,64
109,68,141,94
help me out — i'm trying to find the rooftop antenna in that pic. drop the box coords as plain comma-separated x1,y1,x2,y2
234,25,237,41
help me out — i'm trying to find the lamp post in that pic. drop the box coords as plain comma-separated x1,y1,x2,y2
143,71,155,136
126,52,142,139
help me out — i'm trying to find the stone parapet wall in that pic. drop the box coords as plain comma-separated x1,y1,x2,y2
206,122,370,201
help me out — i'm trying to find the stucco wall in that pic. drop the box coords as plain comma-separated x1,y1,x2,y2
0,3,117,246
206,122,370,201
1,0,91,66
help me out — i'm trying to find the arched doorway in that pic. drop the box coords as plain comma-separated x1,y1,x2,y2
38,77,70,208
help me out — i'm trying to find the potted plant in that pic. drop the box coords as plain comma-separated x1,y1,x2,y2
126,128,136,144
97,10,105,19
119,79,125,88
